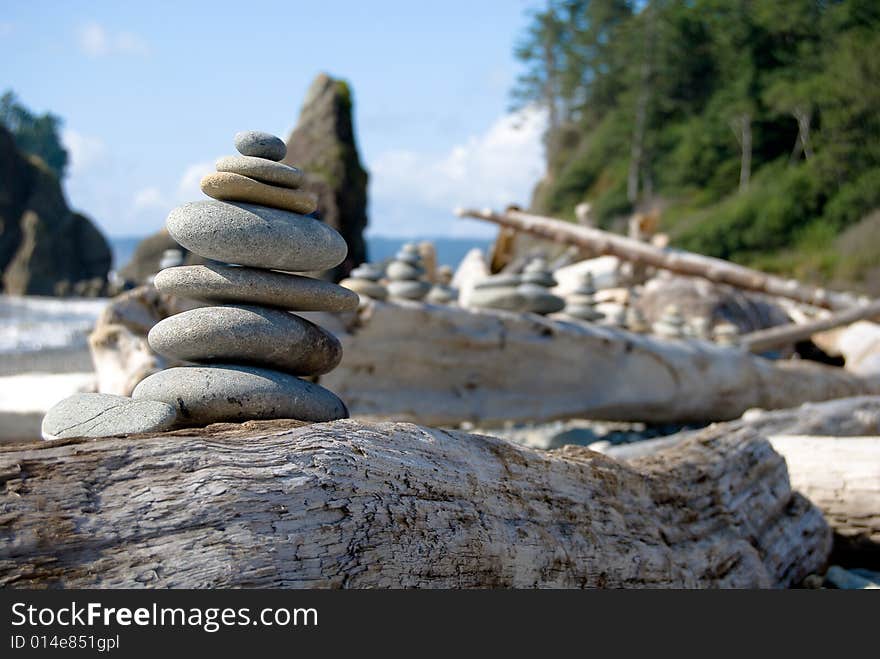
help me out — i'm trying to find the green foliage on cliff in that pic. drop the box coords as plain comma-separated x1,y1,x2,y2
0,91,69,180
514,0,880,290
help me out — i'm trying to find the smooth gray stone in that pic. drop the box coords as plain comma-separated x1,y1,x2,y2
349,264,383,281
216,155,304,189
41,393,177,440
166,200,347,272
154,263,358,311
234,130,287,161
468,286,524,310
522,271,557,287
426,285,457,304
132,365,348,424
565,305,604,321
340,278,388,300
148,305,342,376
518,283,565,314
394,251,421,266
386,261,423,280
387,279,430,300
473,274,522,290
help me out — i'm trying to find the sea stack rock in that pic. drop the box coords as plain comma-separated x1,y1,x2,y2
517,258,565,315
339,262,388,301
426,265,457,304
563,272,603,322
386,243,430,300
653,304,687,339
138,131,355,425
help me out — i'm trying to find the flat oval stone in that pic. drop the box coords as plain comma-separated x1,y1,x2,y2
474,274,522,289
468,286,524,310
166,200,348,272
386,261,423,280
340,277,388,300
154,263,358,311
387,280,430,300
132,365,348,424
201,172,317,215
234,130,286,161
41,393,178,440
518,283,565,314
216,155,304,189
148,305,342,376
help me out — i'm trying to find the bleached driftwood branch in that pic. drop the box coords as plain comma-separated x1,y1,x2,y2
456,207,857,310
740,299,880,354
0,419,828,588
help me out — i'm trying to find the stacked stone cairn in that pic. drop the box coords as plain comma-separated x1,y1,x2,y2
652,304,687,339
386,243,431,300
563,272,603,322
340,262,388,301
517,258,565,315
133,130,355,426
426,265,458,304
689,316,712,341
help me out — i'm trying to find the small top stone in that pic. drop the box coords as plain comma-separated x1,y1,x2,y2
234,130,287,161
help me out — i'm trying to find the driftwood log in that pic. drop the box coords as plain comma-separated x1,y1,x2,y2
0,419,829,588
605,396,880,562
740,299,880,354
456,207,857,310
315,301,879,425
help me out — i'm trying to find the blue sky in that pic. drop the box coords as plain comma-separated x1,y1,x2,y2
1,0,546,239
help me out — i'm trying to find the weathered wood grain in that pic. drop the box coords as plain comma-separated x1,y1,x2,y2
0,420,829,588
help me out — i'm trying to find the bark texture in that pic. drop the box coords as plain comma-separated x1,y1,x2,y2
0,419,829,588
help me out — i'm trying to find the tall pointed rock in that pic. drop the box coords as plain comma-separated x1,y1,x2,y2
283,73,368,281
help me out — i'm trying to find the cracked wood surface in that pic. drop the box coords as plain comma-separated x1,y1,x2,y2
313,301,880,425
0,419,829,588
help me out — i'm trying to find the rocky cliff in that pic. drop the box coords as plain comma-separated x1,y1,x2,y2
0,125,111,296
283,73,368,281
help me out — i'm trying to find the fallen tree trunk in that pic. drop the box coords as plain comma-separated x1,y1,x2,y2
741,299,880,354
456,207,857,310
605,397,880,561
767,435,880,562
0,419,829,588
314,301,879,425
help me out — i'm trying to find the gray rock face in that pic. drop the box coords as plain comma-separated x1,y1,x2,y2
166,200,348,272
148,305,342,376
154,263,358,312
283,74,369,281
234,130,287,161
132,365,348,424
215,155,304,189
41,393,177,440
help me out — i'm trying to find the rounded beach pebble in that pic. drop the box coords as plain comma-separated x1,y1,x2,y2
234,130,287,161
41,393,178,440
132,364,349,425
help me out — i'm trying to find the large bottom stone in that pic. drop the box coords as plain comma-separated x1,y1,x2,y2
154,263,358,311
387,280,430,300
41,393,178,440
132,365,348,424
148,305,342,376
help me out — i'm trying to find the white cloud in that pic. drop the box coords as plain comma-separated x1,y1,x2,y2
76,21,150,57
369,107,546,236
177,161,214,200
133,186,165,210
61,129,107,176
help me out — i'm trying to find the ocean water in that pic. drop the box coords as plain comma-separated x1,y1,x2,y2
108,235,492,273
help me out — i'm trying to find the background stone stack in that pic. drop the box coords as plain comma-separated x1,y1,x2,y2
563,272,603,322
652,304,687,339
340,262,388,301
134,130,355,426
517,258,565,315
386,243,430,300
426,265,457,304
